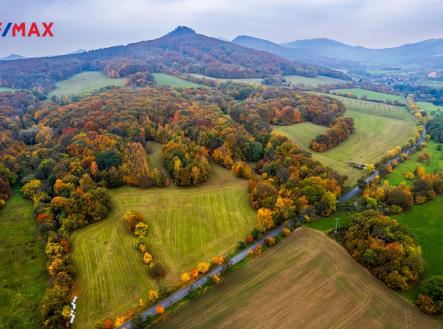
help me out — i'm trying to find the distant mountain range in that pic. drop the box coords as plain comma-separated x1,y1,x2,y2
233,36,443,71
0,54,27,61
0,26,347,90
70,48,87,54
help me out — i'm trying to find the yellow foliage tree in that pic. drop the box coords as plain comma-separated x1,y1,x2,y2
114,315,126,327
197,262,211,274
148,290,159,301
181,272,191,283
143,252,153,264
256,208,274,232
211,274,221,284
212,255,225,266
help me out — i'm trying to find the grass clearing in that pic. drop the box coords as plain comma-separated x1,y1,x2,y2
394,197,443,301
305,211,352,232
48,71,126,98
417,102,443,118
190,74,263,85
386,141,443,185
284,75,348,87
332,88,405,104
367,69,402,75
273,101,416,186
151,228,443,329
153,73,203,88
146,142,164,172
0,192,48,329
72,166,256,328
0,87,18,93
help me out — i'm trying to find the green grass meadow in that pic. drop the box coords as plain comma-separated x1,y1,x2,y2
0,87,18,93
386,141,443,185
284,75,348,87
332,88,405,104
190,73,263,85
0,192,48,329
146,142,164,172
274,100,416,186
72,166,257,328
305,211,352,232
153,73,203,88
417,102,443,118
394,197,443,301
48,71,126,98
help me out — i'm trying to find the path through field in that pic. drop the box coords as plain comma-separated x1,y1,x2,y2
151,229,443,329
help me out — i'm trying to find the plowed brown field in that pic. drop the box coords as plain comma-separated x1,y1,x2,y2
151,228,443,329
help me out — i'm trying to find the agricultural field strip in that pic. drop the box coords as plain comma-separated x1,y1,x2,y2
331,88,406,104
117,222,299,329
284,75,348,87
339,129,426,202
152,73,203,88
117,172,385,329
151,229,442,329
48,71,126,98
73,168,256,327
274,109,415,186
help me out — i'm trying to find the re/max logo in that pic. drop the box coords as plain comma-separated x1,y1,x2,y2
0,22,54,37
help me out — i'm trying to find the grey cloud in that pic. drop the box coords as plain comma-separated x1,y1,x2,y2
0,0,442,57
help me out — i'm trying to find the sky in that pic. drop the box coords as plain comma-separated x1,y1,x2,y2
1,0,443,58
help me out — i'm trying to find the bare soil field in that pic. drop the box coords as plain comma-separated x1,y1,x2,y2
151,228,443,329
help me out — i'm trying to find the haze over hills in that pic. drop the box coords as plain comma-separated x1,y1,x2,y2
0,54,27,61
0,26,347,90
233,35,363,71
233,35,443,70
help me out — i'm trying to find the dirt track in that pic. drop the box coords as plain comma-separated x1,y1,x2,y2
151,228,443,329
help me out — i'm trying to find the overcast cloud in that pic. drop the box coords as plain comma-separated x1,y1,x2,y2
0,0,442,57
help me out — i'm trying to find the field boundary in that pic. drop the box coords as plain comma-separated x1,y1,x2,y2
117,221,299,329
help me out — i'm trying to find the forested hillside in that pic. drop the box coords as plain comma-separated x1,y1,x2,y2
0,84,349,327
0,27,346,91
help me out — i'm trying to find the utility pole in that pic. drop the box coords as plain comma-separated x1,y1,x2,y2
334,217,341,235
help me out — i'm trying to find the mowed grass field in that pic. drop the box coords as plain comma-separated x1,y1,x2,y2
151,228,443,329
332,88,405,104
386,141,443,185
325,93,410,120
0,192,48,329
48,71,126,98
72,166,257,328
273,98,416,185
394,197,443,301
153,73,204,88
284,75,348,87
190,73,263,85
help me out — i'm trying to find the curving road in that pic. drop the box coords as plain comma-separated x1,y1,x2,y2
118,130,426,329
